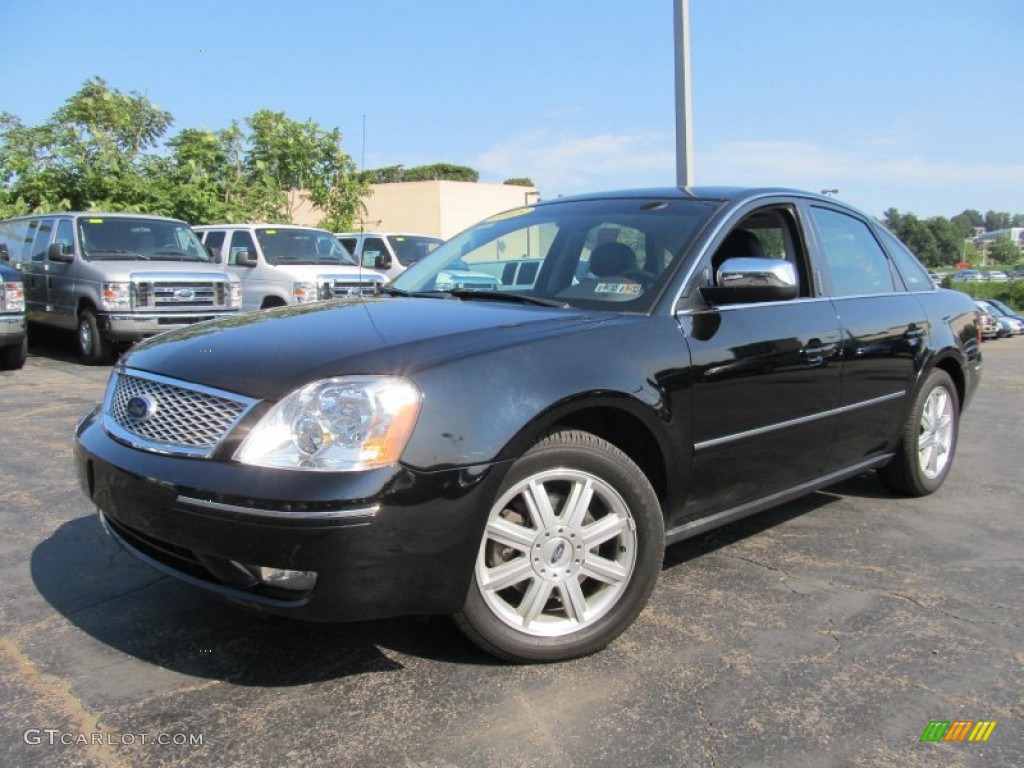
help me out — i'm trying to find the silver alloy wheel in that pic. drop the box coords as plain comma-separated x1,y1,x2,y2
918,385,954,479
475,467,638,637
79,318,93,355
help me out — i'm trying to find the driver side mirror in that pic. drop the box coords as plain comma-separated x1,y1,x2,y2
47,242,74,263
700,257,799,305
235,249,257,267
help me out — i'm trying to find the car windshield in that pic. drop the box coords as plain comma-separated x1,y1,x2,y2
388,235,443,266
255,228,357,266
391,198,718,312
79,218,211,262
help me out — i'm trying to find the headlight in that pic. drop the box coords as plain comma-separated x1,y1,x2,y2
3,281,24,312
227,281,243,308
101,282,132,311
293,281,322,303
235,376,421,471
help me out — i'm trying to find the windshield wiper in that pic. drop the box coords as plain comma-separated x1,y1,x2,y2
448,289,568,308
87,249,149,260
380,286,446,299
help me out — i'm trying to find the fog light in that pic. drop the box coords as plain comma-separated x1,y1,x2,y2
255,566,317,591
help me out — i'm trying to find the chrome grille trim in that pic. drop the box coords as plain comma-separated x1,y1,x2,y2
102,367,259,458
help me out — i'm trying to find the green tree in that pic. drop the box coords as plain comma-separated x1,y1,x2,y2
402,163,479,182
0,78,172,213
503,177,535,187
950,209,983,237
984,210,1012,232
988,237,1021,265
245,110,366,228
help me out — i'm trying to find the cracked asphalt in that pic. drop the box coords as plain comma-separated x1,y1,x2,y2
1,332,1022,767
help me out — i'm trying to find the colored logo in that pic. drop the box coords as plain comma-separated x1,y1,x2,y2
920,720,997,742
173,288,196,301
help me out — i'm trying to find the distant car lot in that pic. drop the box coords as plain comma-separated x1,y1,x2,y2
1,334,1021,766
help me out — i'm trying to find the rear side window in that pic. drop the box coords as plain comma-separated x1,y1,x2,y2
876,227,934,292
811,207,897,297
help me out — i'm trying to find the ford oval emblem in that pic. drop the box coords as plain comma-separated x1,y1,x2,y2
126,395,155,421
174,288,195,300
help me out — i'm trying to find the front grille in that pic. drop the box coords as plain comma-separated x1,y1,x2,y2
328,280,379,298
103,369,258,457
133,280,226,309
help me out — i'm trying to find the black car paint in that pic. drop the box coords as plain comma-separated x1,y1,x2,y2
74,187,982,624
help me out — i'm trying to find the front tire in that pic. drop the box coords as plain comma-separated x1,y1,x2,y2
0,336,27,370
78,309,112,365
455,430,664,662
879,369,959,496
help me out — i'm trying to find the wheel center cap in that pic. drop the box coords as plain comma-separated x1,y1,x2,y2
542,537,572,567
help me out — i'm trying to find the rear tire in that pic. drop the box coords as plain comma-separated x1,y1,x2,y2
78,309,112,365
454,430,664,662
879,369,959,496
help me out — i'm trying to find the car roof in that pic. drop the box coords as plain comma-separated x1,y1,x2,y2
193,223,333,231
333,232,442,238
6,211,190,224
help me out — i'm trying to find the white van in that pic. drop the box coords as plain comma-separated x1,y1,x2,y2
334,232,443,281
0,212,242,364
194,225,385,311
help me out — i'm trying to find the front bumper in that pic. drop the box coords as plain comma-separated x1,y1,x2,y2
103,310,240,342
74,406,509,621
0,313,25,346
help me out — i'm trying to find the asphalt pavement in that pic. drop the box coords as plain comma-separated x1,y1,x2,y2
1,332,1022,767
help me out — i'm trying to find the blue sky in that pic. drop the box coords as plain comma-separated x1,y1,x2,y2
1,1,1021,218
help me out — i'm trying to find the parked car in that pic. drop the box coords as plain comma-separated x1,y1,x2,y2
335,232,444,281
0,213,242,364
974,303,1000,340
986,270,1009,282
75,187,982,663
0,259,27,369
974,301,1024,335
979,298,1024,332
194,225,384,311
953,269,985,282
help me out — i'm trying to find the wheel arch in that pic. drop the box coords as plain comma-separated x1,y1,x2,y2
495,395,673,511
929,352,967,411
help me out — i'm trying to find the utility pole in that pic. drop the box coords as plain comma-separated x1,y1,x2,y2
674,0,694,188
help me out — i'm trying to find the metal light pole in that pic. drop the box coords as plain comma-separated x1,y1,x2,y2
674,0,694,188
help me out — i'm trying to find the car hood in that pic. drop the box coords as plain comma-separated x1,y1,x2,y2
265,263,381,280
124,297,603,400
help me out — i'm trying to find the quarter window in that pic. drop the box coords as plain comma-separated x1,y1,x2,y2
877,227,934,292
811,207,896,297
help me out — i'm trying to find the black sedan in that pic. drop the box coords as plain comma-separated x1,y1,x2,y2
74,187,982,662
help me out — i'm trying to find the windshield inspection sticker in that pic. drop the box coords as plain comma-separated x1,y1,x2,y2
595,282,642,295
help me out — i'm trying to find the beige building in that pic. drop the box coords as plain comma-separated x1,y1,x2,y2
290,180,540,239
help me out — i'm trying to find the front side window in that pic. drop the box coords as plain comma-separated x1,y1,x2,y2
392,199,717,312
78,218,210,262
227,231,256,265
811,207,896,297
